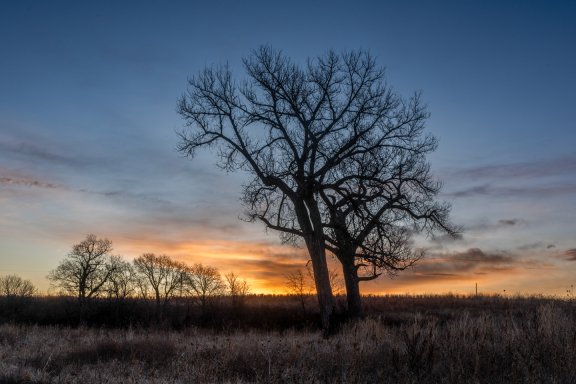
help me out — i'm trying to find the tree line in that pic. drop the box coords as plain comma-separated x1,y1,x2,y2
43,234,252,322
0,234,349,327
0,234,351,329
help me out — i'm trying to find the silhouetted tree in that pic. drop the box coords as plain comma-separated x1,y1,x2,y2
104,258,136,300
0,274,36,297
47,234,119,321
284,270,315,316
185,263,225,314
320,136,461,317
0,274,36,321
225,272,251,311
176,46,458,331
133,253,186,315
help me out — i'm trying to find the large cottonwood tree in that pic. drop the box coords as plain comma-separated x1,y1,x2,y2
176,46,458,332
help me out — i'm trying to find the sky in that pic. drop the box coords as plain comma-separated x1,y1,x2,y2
1,0,575,295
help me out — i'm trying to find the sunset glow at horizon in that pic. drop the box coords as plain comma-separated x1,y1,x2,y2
1,1,574,298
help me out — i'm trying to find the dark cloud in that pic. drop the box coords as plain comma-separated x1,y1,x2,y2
464,219,525,233
516,242,545,251
444,184,576,198
547,244,556,249
0,142,85,167
78,189,172,205
0,177,65,189
430,233,465,245
564,249,576,261
0,175,173,207
498,219,520,226
442,248,516,264
411,248,536,279
440,156,576,200
425,233,468,251
445,155,576,180
445,184,490,198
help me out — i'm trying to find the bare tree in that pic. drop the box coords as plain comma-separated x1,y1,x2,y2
104,258,136,300
225,272,251,311
176,46,458,331
304,264,344,296
47,234,118,320
185,263,225,314
284,269,315,315
319,120,461,317
0,274,36,297
132,253,186,314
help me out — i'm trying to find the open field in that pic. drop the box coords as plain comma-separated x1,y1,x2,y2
1,294,575,383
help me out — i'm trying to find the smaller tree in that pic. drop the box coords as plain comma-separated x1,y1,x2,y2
225,272,251,311
0,274,37,320
305,264,345,295
284,270,315,316
185,264,225,314
132,253,186,314
0,274,36,297
47,234,118,320
104,258,135,301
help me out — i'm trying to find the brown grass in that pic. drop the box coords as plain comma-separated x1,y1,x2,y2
0,294,575,383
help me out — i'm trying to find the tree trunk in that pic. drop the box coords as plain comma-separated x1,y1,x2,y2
291,195,336,337
79,291,87,324
155,290,161,318
340,257,362,319
307,240,335,338
303,198,336,338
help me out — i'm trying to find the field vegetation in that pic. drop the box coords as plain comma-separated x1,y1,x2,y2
1,292,575,383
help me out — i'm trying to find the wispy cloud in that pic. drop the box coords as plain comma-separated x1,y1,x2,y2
0,142,86,168
439,155,576,200
0,177,65,189
411,248,552,280
0,174,171,205
445,155,576,180
563,249,576,261
516,242,546,251
444,184,576,198
462,218,525,233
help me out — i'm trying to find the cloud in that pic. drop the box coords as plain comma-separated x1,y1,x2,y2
78,189,172,205
440,155,576,199
439,248,516,264
0,173,174,208
0,142,85,168
563,249,576,261
444,184,576,198
0,177,65,189
409,248,548,281
498,219,520,226
429,233,464,244
516,242,546,251
464,219,525,233
445,155,576,180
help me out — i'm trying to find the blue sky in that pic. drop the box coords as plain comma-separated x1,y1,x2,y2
1,0,575,294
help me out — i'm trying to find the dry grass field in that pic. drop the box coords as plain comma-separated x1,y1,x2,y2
1,293,575,383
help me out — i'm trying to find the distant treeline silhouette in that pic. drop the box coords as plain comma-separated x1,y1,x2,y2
0,234,274,328
0,234,334,329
